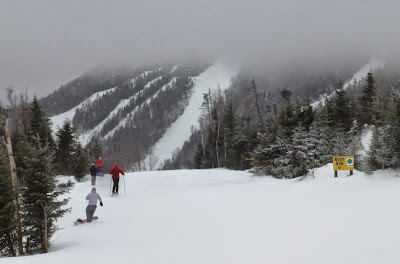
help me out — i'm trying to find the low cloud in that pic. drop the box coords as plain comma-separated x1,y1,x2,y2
1,0,399,101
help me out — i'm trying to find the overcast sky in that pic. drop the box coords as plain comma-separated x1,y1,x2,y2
1,0,399,103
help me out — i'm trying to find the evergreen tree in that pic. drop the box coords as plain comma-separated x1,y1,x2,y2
365,125,383,173
278,89,298,138
305,122,323,169
268,137,293,178
375,125,398,169
21,137,73,253
346,122,363,169
296,98,314,131
290,125,311,176
55,120,76,174
12,133,33,186
86,136,103,162
388,97,400,162
371,97,385,126
332,83,352,131
194,141,212,169
0,141,17,256
71,143,89,181
29,96,54,147
319,98,335,128
233,122,258,170
309,118,334,165
358,72,377,125
222,102,237,168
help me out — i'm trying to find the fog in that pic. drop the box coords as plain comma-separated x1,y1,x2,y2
1,0,399,102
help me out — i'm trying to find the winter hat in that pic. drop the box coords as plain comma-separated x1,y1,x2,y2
92,187,96,191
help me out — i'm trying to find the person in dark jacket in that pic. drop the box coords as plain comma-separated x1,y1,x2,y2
109,164,125,195
85,187,103,222
89,164,97,186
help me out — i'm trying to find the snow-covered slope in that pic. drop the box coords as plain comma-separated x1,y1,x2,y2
103,77,178,140
50,87,117,132
5,166,400,264
311,57,385,108
78,73,168,145
48,60,237,160
149,59,240,168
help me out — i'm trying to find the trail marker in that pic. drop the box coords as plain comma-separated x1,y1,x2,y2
333,156,354,177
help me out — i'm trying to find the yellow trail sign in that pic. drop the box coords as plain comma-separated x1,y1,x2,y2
333,156,354,171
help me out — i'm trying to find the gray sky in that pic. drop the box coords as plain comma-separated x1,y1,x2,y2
1,0,399,103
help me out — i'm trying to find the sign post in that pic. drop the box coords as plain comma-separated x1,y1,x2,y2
333,156,354,177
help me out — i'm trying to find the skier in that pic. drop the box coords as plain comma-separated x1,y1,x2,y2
97,157,103,174
89,164,97,185
85,187,103,222
109,164,125,195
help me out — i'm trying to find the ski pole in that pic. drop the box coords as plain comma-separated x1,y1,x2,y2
123,175,126,194
109,176,113,195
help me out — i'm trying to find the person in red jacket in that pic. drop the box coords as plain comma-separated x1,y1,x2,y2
96,157,103,172
109,164,125,195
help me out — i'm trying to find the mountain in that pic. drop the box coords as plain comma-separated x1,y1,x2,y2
42,59,239,169
41,56,392,170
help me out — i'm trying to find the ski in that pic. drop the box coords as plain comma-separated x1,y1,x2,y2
74,216,98,225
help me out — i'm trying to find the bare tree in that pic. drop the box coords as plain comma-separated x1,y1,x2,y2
212,88,225,168
146,149,160,171
250,78,264,129
0,110,24,255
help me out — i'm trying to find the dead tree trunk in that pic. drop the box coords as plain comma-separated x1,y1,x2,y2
251,78,264,129
4,118,24,255
215,123,220,168
201,131,206,156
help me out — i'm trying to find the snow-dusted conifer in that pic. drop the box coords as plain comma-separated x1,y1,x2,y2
375,125,397,169
21,136,73,253
55,120,76,174
71,143,89,181
345,122,363,169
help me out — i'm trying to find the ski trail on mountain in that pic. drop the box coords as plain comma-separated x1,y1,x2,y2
103,77,176,140
50,87,117,132
149,59,240,169
80,74,161,144
311,57,384,108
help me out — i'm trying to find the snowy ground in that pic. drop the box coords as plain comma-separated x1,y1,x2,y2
4,165,400,264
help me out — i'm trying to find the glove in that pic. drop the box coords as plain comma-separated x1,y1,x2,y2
100,202,103,207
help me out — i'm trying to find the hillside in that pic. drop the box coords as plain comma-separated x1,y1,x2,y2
41,56,396,170
4,167,400,264
45,60,216,168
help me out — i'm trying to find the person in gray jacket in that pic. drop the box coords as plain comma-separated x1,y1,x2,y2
85,187,103,222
